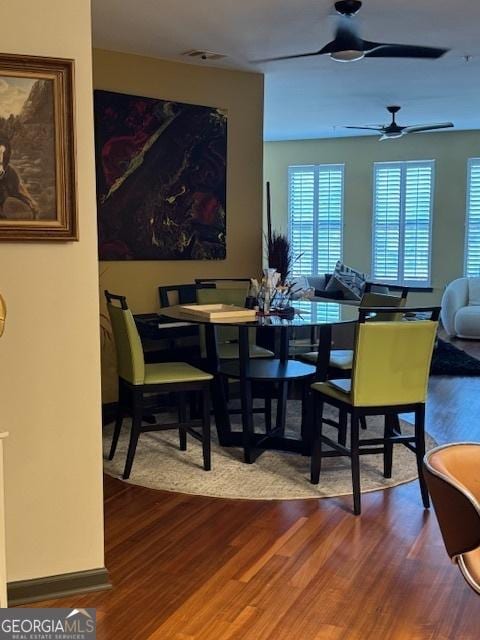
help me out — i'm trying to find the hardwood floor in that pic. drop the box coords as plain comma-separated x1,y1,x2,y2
30,336,480,639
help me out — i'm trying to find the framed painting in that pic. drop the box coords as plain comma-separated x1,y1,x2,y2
0,53,77,241
94,89,227,260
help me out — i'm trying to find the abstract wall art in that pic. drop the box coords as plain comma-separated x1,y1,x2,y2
0,53,76,241
94,89,227,260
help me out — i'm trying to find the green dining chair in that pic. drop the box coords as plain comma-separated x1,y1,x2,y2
196,286,274,360
106,291,213,479
298,289,408,376
310,306,440,515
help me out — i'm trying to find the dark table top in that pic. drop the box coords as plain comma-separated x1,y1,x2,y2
159,300,360,328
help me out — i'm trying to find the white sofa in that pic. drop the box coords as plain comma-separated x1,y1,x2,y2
441,277,480,339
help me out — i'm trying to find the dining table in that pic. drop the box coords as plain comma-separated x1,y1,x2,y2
145,300,360,463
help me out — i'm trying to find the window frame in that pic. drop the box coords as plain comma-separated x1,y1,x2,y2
464,157,480,277
371,159,435,288
287,163,345,277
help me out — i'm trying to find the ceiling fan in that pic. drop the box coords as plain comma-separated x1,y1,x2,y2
344,105,454,140
253,0,449,63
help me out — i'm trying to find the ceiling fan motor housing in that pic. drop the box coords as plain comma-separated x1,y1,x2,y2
385,106,403,133
335,0,362,16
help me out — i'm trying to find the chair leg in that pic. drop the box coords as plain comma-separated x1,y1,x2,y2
301,385,314,454
265,395,272,433
178,391,187,451
109,378,125,460
414,404,430,509
189,390,200,419
338,410,347,447
276,381,288,436
310,396,324,484
109,411,124,461
202,384,211,471
360,416,368,430
241,378,255,464
222,376,230,403
351,412,361,515
123,389,143,480
383,414,394,479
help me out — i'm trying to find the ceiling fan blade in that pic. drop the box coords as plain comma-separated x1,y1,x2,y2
364,42,448,59
403,122,454,133
250,50,322,63
344,126,384,131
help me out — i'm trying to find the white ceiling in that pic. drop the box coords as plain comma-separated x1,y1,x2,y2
92,0,480,141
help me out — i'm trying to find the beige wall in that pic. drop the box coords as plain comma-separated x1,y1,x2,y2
94,49,264,401
265,131,480,305
0,0,105,581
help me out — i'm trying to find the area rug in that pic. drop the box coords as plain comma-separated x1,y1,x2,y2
430,338,480,376
103,401,436,500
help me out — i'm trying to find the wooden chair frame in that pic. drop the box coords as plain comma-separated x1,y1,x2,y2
110,376,211,480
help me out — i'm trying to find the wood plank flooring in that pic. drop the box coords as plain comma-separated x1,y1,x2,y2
29,335,480,639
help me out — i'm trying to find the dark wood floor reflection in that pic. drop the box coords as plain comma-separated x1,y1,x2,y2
31,334,480,639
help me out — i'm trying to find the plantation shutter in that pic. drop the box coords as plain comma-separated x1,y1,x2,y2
373,164,402,283
288,164,344,277
373,161,434,286
288,165,315,276
317,165,344,274
465,158,480,277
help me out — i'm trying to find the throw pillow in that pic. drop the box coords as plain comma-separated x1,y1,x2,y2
325,261,367,301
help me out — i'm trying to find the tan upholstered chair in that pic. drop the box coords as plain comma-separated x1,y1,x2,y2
424,443,480,595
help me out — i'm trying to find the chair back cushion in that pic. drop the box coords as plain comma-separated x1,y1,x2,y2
351,320,437,406
360,291,406,321
107,303,145,385
197,287,249,348
159,283,204,308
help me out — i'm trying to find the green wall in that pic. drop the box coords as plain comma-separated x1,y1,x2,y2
264,130,480,304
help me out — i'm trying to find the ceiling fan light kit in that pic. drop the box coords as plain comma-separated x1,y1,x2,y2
330,49,365,62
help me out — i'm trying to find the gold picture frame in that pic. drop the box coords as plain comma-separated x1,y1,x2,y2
0,53,77,241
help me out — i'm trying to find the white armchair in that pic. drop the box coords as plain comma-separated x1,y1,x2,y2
441,277,480,338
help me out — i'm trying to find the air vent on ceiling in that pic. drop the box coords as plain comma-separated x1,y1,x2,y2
182,50,227,61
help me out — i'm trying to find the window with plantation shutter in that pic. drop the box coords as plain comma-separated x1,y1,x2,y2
288,164,344,277
465,158,480,277
373,161,434,287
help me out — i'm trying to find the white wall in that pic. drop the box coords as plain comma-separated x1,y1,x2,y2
265,131,480,304
0,0,105,581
